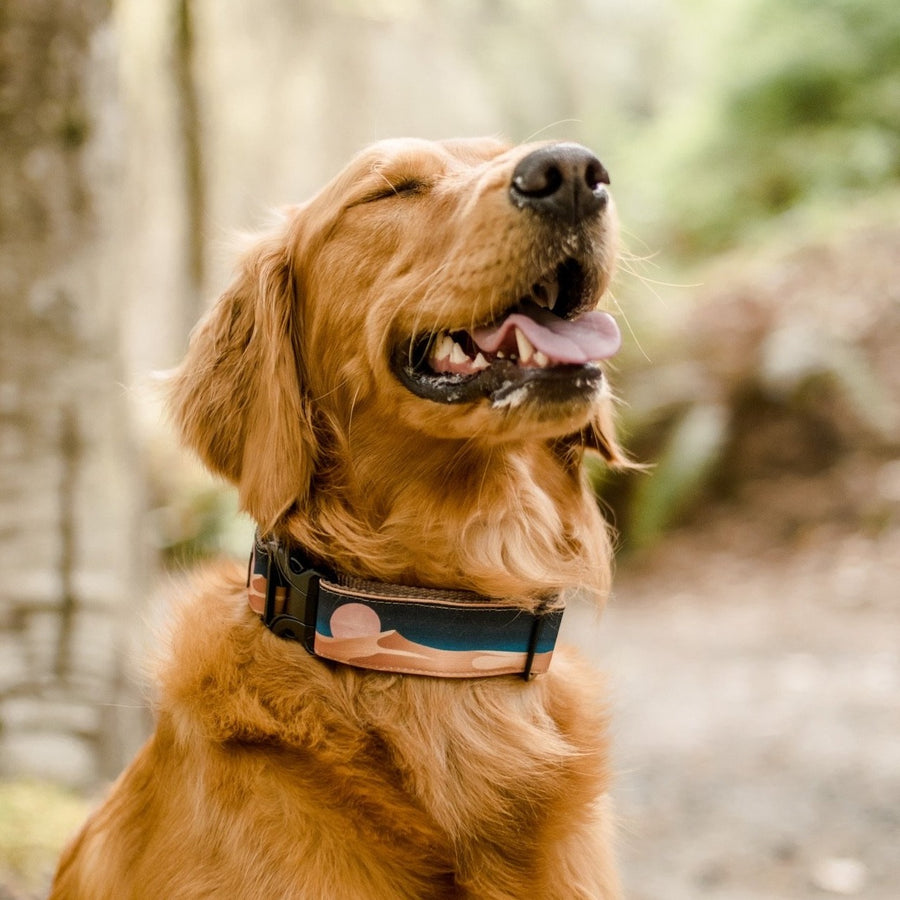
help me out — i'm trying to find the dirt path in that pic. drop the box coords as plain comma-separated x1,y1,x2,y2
562,517,900,899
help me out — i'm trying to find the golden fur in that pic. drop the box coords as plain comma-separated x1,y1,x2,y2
52,137,625,899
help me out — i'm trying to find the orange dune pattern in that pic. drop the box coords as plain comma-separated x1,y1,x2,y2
315,630,553,677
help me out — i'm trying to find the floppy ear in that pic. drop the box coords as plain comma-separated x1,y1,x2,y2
168,221,318,531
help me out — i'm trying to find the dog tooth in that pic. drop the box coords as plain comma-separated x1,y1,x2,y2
449,340,469,365
544,279,559,310
533,350,550,368
431,333,454,361
533,284,550,309
515,328,534,364
497,350,507,359
472,352,489,371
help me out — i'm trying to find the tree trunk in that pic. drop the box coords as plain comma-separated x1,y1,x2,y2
0,0,147,785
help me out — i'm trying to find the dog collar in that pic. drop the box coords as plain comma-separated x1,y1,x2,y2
247,535,563,679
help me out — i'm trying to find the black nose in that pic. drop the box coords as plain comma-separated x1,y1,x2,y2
510,143,610,224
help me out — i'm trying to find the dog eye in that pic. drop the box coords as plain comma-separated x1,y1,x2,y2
363,180,427,203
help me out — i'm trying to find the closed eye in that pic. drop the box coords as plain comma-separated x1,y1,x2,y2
362,179,428,203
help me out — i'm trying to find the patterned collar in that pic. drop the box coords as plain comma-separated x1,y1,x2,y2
247,535,564,679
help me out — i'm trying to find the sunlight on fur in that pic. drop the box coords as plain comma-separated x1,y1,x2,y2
51,137,628,899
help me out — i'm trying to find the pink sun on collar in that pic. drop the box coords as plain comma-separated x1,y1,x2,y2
329,603,383,639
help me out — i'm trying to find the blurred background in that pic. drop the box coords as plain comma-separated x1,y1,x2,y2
1,0,898,897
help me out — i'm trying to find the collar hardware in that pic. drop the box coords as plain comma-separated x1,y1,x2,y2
257,536,322,653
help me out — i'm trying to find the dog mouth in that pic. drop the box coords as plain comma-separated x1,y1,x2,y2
393,258,621,406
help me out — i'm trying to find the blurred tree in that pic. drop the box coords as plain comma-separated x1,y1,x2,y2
173,0,207,332
0,0,147,784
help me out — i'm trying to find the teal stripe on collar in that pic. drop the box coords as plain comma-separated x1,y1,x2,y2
248,535,564,679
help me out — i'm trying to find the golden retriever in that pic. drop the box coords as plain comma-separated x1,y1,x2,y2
51,137,626,899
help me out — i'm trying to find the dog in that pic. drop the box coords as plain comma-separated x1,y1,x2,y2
51,137,626,899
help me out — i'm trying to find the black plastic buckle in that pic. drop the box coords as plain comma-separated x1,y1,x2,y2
256,536,323,655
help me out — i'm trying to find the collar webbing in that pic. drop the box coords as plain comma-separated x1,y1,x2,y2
247,535,563,679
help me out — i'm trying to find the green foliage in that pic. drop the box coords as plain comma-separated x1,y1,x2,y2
642,0,900,255
627,402,731,549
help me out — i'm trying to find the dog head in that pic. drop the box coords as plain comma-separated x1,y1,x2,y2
170,138,623,557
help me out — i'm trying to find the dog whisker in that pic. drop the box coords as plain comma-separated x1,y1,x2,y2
607,290,652,364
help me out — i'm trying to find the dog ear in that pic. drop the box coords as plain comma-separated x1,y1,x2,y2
168,220,317,531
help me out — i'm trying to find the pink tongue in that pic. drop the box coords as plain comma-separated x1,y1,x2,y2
472,307,621,364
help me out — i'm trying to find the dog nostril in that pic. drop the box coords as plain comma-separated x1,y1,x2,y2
513,163,563,199
585,159,611,190
510,144,610,224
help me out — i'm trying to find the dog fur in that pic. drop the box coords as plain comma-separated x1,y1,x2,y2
51,137,625,899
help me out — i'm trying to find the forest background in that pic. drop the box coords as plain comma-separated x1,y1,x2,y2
1,0,898,897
